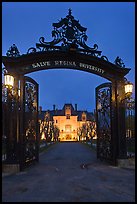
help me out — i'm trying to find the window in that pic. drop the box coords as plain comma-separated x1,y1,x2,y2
66,115,70,119
65,125,71,132
65,106,71,115
82,112,86,121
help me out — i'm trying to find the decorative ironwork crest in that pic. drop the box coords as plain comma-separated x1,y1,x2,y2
27,9,108,60
4,10,129,66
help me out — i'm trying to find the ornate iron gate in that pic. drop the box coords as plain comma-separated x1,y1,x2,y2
22,76,39,168
96,82,116,164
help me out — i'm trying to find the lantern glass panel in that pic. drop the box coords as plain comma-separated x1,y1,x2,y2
4,75,14,88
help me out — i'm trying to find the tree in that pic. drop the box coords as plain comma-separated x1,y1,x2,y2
77,121,96,142
53,125,60,141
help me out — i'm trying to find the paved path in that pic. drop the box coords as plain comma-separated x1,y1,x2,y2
2,142,135,202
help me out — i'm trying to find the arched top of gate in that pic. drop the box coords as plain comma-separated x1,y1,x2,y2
2,9,130,81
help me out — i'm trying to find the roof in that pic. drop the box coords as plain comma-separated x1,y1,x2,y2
39,104,95,121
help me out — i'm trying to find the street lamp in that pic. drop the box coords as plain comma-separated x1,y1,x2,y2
124,81,133,99
4,73,20,99
4,74,14,89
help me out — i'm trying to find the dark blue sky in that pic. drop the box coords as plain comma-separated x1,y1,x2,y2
2,2,135,112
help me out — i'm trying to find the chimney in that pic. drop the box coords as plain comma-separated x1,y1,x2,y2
75,104,77,111
53,104,56,111
39,106,42,114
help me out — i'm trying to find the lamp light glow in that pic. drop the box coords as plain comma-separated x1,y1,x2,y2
4,74,14,88
125,81,133,95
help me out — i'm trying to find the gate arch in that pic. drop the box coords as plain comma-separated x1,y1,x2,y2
2,9,131,170
2,49,130,80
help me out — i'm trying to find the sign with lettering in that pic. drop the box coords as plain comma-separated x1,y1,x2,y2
29,60,105,74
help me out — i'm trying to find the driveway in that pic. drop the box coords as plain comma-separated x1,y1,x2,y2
2,142,135,202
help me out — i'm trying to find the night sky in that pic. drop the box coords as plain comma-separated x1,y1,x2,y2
2,2,135,112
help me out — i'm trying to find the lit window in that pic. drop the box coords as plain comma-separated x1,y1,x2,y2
82,112,86,121
66,115,70,119
65,125,71,132
65,106,71,115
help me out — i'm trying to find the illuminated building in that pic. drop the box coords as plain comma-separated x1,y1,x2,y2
39,104,96,141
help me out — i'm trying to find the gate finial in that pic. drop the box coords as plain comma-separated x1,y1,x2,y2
6,44,20,57
114,56,125,68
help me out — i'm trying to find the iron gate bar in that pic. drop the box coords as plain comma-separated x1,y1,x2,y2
96,82,117,165
24,76,39,167
19,76,39,170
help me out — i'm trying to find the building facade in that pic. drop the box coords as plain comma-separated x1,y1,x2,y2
39,104,96,142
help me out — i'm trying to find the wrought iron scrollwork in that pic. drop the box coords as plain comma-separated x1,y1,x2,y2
101,55,109,61
4,10,110,62
24,78,38,164
25,119,37,162
97,88,111,129
27,47,37,54
96,84,112,161
25,82,37,112
26,9,108,61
